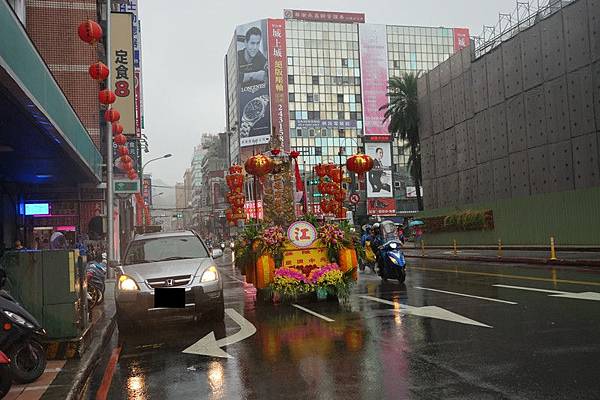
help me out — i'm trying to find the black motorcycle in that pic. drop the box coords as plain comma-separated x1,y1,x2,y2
0,351,11,398
0,270,47,383
86,260,107,309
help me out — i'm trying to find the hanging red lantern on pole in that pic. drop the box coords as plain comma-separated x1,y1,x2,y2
122,160,133,172
118,146,129,156
114,134,127,146
346,154,374,175
330,167,343,183
226,174,244,190
229,164,243,175
127,170,138,180
244,154,273,177
290,150,300,159
77,19,103,44
98,89,116,105
315,163,328,178
112,122,124,135
88,62,109,81
120,155,132,165
104,108,120,123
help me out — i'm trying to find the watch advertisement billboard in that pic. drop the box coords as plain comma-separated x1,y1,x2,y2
359,24,390,139
110,12,136,136
236,20,271,148
267,19,290,150
365,142,394,199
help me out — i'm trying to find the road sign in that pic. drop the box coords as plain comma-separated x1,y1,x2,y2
114,180,139,194
349,193,360,205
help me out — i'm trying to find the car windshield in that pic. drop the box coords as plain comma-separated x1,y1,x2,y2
124,235,208,265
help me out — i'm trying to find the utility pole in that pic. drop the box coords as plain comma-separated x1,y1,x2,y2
106,1,115,264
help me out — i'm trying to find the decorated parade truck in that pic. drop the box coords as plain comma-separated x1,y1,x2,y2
225,130,373,303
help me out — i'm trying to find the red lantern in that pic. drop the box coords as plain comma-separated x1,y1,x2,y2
99,89,116,105
120,155,132,165
112,122,124,135
346,154,374,175
330,167,343,183
118,146,129,156
122,161,133,172
229,164,243,175
104,109,120,123
114,134,127,146
325,163,337,178
334,189,347,202
271,149,281,156
290,150,300,159
317,182,328,195
127,170,138,180
244,154,273,177
88,62,109,81
77,20,103,44
226,174,244,190
231,195,245,208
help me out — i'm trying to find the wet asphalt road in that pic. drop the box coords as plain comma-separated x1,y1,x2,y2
83,256,600,400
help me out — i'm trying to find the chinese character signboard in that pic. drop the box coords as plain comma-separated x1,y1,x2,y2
244,200,264,220
287,221,317,248
267,19,289,150
142,176,152,205
236,20,272,148
110,13,136,136
284,9,365,23
367,198,396,216
453,28,470,51
295,120,357,129
359,24,390,139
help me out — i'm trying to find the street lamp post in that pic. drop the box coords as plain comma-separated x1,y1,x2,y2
139,154,172,226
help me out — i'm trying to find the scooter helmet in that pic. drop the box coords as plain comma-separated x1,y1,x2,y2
372,223,380,234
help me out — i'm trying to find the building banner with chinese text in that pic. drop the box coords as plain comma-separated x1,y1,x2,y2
453,28,470,51
110,12,136,136
236,20,271,148
359,24,390,139
267,19,289,150
284,9,365,23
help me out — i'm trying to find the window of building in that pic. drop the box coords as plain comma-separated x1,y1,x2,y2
312,75,319,85
355,94,361,104
339,129,345,137
337,94,344,103
338,111,344,120
287,56,294,66
289,93,295,102
315,147,322,156
321,129,328,137
297,129,303,137
288,75,295,84
307,93,313,103
309,129,316,137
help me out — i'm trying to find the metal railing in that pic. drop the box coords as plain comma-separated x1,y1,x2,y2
472,0,576,59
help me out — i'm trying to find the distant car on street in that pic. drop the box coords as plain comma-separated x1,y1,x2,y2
114,231,224,329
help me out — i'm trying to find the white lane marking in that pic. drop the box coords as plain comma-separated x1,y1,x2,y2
292,304,335,322
182,308,256,358
414,286,518,305
494,284,600,302
360,295,491,328
493,284,565,294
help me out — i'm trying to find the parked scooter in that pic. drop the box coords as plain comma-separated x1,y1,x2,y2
376,221,407,283
0,270,47,383
86,259,107,309
0,351,12,399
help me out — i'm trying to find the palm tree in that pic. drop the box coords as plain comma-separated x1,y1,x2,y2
379,73,423,211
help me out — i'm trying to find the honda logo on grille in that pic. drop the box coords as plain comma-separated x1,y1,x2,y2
165,279,174,287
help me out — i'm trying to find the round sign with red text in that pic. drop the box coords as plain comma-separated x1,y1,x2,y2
349,193,360,205
287,221,318,248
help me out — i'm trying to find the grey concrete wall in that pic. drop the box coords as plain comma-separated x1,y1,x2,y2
418,0,600,210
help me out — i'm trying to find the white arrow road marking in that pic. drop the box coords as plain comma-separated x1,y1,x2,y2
494,284,600,302
292,304,335,322
182,308,256,358
359,295,491,328
414,286,518,305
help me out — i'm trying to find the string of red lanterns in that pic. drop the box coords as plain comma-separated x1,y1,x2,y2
77,19,136,180
225,165,246,225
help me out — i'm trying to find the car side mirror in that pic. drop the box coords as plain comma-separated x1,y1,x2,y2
212,249,223,259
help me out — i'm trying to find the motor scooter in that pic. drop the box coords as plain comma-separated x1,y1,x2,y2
0,270,47,383
86,260,107,309
376,221,407,283
0,351,11,398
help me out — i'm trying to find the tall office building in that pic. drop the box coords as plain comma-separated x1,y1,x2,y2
225,9,469,217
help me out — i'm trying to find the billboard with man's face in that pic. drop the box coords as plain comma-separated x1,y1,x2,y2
236,20,271,147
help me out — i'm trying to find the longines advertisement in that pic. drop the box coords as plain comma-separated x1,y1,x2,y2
236,20,271,147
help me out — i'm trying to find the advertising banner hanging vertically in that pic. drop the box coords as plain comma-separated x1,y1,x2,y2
110,12,136,136
453,28,470,51
365,142,396,215
359,24,390,140
267,19,289,150
236,20,271,147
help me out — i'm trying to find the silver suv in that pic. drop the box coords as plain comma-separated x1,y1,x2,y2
114,231,224,328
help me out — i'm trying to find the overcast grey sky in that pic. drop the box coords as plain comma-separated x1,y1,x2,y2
138,0,516,185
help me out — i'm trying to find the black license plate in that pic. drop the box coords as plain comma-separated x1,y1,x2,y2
154,288,185,308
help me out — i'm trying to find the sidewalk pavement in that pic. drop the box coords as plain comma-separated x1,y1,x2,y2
5,281,116,400
403,246,600,267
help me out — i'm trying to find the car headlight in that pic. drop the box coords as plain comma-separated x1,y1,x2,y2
389,256,399,265
3,310,34,329
201,266,219,283
118,275,139,291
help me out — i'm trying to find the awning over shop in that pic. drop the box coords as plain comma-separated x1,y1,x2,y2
0,2,102,185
